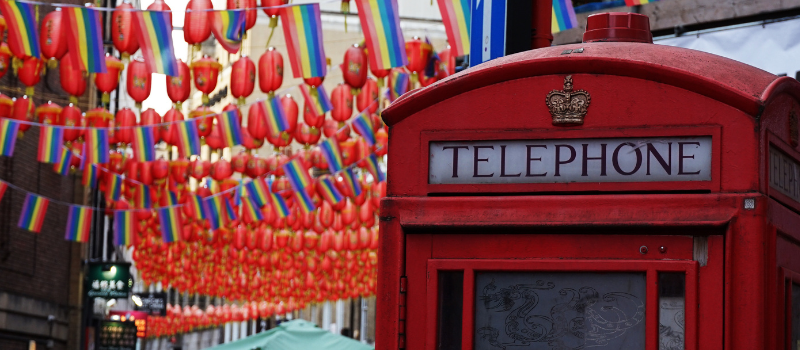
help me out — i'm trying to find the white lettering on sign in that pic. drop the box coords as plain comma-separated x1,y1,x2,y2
429,137,712,184
769,146,800,202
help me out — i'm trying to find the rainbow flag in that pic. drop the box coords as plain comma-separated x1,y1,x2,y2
217,109,242,147
319,138,344,172
132,126,156,162
157,206,181,243
105,173,122,203
203,196,224,230
65,206,92,243
436,0,470,56
283,158,312,191
84,128,109,164
341,167,362,197
37,126,64,163
0,0,40,58
390,70,409,101
113,211,135,246
134,10,179,76
0,119,20,157
82,164,98,188
267,180,290,218
0,180,7,201
280,4,327,79
189,194,206,219
135,184,152,208
365,153,386,182
63,7,107,73
164,191,179,207
18,194,49,233
300,84,332,118
53,147,72,176
317,175,343,205
354,0,407,70
244,177,270,208
352,112,376,146
552,0,578,33
210,10,246,54
242,196,264,222
624,0,658,5
293,187,316,213
259,97,289,137
224,196,238,221
176,121,201,156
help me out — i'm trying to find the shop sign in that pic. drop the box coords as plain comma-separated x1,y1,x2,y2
86,263,132,298
96,321,137,350
133,292,167,316
109,311,149,338
429,137,712,184
769,146,800,203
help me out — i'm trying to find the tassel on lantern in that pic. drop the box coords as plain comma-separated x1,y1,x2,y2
341,0,350,32
47,58,57,69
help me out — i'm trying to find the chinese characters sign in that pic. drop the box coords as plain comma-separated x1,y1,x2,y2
86,263,132,298
133,293,167,316
97,321,137,350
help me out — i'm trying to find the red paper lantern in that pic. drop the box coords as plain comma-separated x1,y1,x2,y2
166,60,191,109
114,108,136,144
190,107,215,138
112,1,139,60
247,102,267,139
0,94,11,118
0,44,11,80
190,159,211,180
356,78,378,114
59,54,87,103
40,8,68,67
35,102,62,125
85,108,112,128
11,96,34,135
140,108,162,143
205,125,224,150
127,58,151,109
281,94,299,133
184,0,213,49
375,128,388,156
231,152,249,174
330,84,353,124
17,57,43,96
294,122,321,146
231,56,256,105
95,55,124,105
405,36,432,83
304,77,324,88
61,104,83,142
258,48,283,96
341,44,368,94
162,108,184,146
437,46,456,78
323,119,350,142
241,127,264,150
191,56,222,104
261,0,285,28
211,159,233,181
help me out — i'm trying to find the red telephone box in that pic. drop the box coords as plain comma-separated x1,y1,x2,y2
377,12,800,350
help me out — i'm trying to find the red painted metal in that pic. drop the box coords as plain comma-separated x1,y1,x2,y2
378,12,800,350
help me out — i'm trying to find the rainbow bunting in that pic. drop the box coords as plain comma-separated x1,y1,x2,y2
84,128,109,164
113,211,135,246
390,70,410,101
234,180,242,206
294,187,316,213
436,0,470,56
283,158,312,190
352,112,376,146
65,206,92,243
189,194,206,219
0,180,7,201
134,10,179,76
53,147,72,176
267,180,290,218
319,138,345,172
82,164,98,188
354,0,407,70
244,178,269,208
0,0,40,58
37,126,64,163
259,97,289,137
624,0,658,6
217,109,243,147
18,194,48,233
365,154,386,182
341,167,362,197
210,10,246,54
551,0,578,34
300,84,332,118
243,196,264,222
280,4,327,79
157,206,182,243
132,126,156,162
224,196,238,221
0,119,20,157
135,184,152,208
105,173,122,203
317,175,344,205
164,191,179,207
176,121,201,156
63,7,106,73
203,196,224,230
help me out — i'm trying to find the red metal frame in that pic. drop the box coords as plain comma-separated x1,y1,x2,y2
781,268,800,349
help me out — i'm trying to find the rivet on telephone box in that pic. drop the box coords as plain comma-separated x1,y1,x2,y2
377,11,800,350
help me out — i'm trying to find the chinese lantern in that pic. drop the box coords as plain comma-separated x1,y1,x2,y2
35,101,61,126
341,44,368,95
60,54,87,103
294,122,321,146
190,107,215,138
127,58,151,109
147,0,172,23
258,48,283,96
40,8,68,68
61,104,83,143
0,94,12,118
227,0,256,36
162,108,184,146
205,125,224,151
85,108,113,128
11,96,35,135
356,78,378,114
437,46,456,78
190,159,210,180
281,94,299,133
184,0,212,51
17,57,43,96
304,76,324,88
405,36,432,85
323,119,350,142
112,1,139,61
166,61,191,110
230,56,256,105
95,55,124,106
0,44,11,80
140,108,162,143
375,128,388,156
247,102,267,139
210,159,233,181
241,128,263,150
330,84,353,124
191,56,222,105
114,108,136,144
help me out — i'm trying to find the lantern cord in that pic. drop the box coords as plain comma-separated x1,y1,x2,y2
266,27,276,48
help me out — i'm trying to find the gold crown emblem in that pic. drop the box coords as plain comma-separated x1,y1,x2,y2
546,75,591,125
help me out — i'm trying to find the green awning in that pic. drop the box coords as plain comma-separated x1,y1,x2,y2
206,319,374,350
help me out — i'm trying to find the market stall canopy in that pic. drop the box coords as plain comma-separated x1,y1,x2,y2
205,319,374,350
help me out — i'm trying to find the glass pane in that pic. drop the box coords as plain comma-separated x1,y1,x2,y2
659,273,686,350
474,272,646,350
793,283,800,350
438,271,464,350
